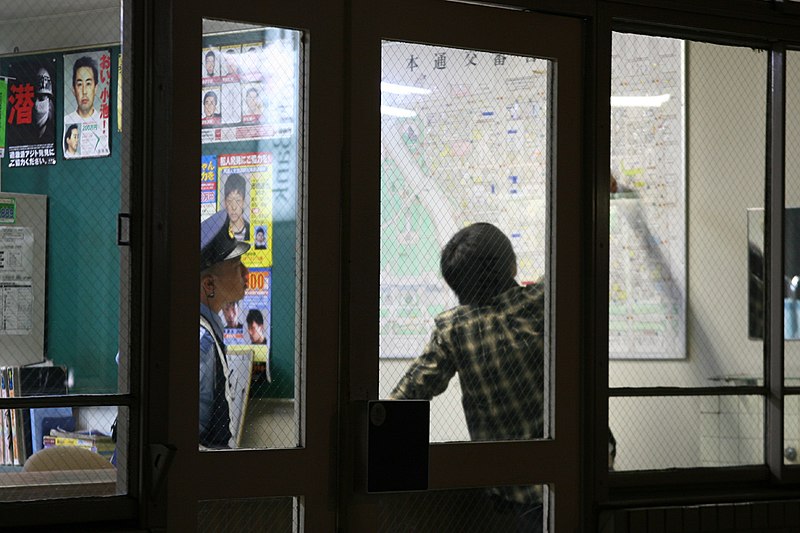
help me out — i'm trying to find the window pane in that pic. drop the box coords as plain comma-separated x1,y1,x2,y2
786,50,800,387
610,396,763,470
378,41,552,444
1,4,126,393
785,394,800,465
199,496,300,533
0,0,130,501
199,20,303,450
377,485,549,533
0,405,122,501
610,34,766,387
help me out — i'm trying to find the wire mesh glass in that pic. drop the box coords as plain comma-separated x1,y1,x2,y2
785,394,800,465
610,395,764,470
199,496,300,533
610,34,766,387
0,404,121,500
609,33,768,472
377,485,549,533
785,50,800,387
0,0,129,501
377,41,552,445
199,19,303,450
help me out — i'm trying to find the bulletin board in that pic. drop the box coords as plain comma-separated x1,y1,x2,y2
200,28,300,399
1,46,121,392
608,33,686,360
0,193,46,367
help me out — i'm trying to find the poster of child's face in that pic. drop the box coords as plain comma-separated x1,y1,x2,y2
245,307,268,345
241,83,265,124
220,45,241,78
218,172,251,241
254,226,267,249
202,47,218,78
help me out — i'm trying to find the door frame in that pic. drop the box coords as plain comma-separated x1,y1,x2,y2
343,1,586,530
149,0,586,529
148,0,344,530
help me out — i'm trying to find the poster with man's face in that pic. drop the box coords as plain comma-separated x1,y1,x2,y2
63,49,111,159
3,55,57,167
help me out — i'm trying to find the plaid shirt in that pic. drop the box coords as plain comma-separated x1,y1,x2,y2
391,282,546,504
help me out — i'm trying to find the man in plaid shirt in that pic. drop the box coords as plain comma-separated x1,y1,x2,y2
391,222,546,532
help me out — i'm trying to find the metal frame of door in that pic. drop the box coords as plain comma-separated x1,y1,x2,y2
149,0,584,530
148,0,344,530
343,1,585,530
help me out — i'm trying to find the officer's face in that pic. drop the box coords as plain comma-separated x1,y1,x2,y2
213,258,248,305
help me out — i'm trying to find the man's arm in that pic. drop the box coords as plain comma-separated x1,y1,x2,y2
390,329,456,400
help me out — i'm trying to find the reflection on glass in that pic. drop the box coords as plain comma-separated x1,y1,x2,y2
378,40,552,448
200,20,302,450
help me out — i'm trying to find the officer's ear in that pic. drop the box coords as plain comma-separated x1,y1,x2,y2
201,272,216,295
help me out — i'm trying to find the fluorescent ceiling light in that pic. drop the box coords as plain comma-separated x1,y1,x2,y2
381,82,432,95
611,94,671,108
381,105,417,118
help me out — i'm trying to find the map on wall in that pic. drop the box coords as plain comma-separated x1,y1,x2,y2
380,42,551,358
609,33,686,359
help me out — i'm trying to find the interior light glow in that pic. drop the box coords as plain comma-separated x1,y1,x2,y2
381,82,432,95
380,105,417,117
610,94,671,108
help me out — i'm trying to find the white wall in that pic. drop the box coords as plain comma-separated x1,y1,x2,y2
611,42,800,470
0,3,120,55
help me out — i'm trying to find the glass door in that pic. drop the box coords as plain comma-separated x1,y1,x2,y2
152,1,343,530
345,1,584,531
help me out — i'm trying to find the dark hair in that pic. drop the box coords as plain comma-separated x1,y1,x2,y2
255,227,265,236
246,87,259,97
203,91,218,105
205,50,215,60
246,309,264,326
440,223,516,306
63,124,79,151
72,56,98,86
224,173,247,199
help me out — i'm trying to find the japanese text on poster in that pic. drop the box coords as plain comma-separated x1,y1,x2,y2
4,56,57,167
0,227,34,335
63,50,111,159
